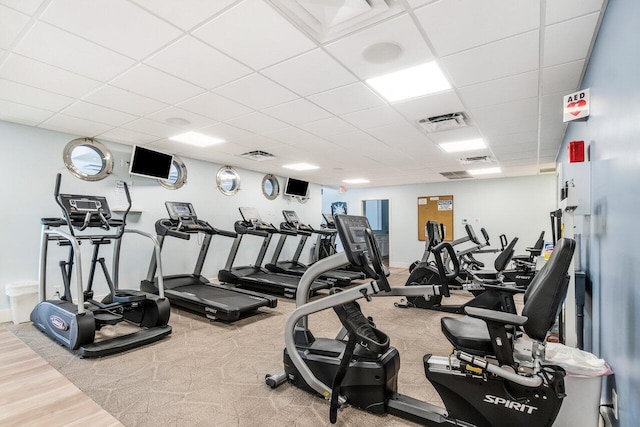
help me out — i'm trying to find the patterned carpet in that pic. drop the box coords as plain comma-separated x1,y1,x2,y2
6,269,497,427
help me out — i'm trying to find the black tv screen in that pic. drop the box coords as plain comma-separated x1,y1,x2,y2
129,145,173,180
284,178,309,197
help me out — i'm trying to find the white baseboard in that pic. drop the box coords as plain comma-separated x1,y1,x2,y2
0,308,12,323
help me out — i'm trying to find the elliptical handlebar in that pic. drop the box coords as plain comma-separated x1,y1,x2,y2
431,241,458,297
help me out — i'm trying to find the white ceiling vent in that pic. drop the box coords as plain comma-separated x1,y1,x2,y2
440,171,473,180
239,150,276,161
271,0,403,43
458,155,493,165
417,112,469,133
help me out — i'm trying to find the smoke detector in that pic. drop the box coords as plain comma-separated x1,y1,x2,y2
239,150,276,161
458,155,493,165
418,112,469,133
440,171,473,180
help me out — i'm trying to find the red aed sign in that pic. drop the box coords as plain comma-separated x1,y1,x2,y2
563,89,590,122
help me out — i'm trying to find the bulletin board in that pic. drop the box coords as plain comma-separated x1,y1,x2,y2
418,195,454,241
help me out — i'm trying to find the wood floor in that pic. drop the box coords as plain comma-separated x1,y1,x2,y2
0,325,122,427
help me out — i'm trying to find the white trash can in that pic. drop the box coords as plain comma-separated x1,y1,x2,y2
546,343,612,427
5,281,39,324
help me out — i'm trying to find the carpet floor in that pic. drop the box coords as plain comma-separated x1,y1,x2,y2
5,268,515,426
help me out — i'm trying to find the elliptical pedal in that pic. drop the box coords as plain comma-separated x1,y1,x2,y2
93,310,123,326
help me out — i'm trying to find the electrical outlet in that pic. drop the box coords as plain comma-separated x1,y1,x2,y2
612,388,619,419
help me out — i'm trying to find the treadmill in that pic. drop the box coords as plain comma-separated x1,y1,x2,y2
265,210,364,286
141,202,277,321
217,207,334,299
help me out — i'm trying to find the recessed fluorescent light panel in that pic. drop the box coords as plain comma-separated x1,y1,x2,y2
283,163,319,171
366,61,451,102
342,178,370,184
439,138,486,153
468,167,501,176
170,131,225,147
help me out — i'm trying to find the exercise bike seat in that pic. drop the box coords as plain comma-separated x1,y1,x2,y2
440,316,494,356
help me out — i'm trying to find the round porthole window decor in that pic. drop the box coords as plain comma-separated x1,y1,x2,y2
159,156,188,190
261,174,280,200
63,138,113,181
216,166,241,196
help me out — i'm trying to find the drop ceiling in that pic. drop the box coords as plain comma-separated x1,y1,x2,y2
0,0,606,188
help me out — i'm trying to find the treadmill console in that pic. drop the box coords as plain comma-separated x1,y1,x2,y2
166,201,197,221
334,215,390,291
322,213,336,228
238,207,277,232
59,194,112,228
282,210,313,233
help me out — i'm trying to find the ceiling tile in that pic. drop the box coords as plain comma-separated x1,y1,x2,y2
197,122,255,143
341,105,405,129
471,98,539,130
541,93,565,120
40,113,112,136
15,22,136,82
491,142,538,155
0,0,43,15
497,150,538,161
441,30,539,88
0,5,29,49
0,54,103,98
424,126,483,144
193,0,315,70
486,130,538,147
145,36,252,89
122,118,182,138
98,127,158,145
62,101,137,127
546,0,604,25
0,78,73,111
226,112,289,134
415,0,540,57
392,90,465,121
459,71,539,109
177,92,252,122
111,64,205,104
308,82,385,116
214,73,298,110
40,0,182,59
407,0,437,8
262,49,357,96
146,106,217,130
366,122,431,147
83,85,167,116
326,13,434,80
130,0,236,30
263,98,332,125
327,131,389,152
542,60,584,95
298,117,357,138
233,134,290,152
264,127,316,145
0,99,54,125
544,13,600,67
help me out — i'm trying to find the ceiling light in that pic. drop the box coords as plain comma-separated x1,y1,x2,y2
366,61,451,102
468,167,501,176
342,178,370,184
169,131,225,147
439,138,486,153
283,163,319,171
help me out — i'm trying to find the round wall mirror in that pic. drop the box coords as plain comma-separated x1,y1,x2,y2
261,174,279,200
216,166,241,196
159,156,187,190
63,138,113,181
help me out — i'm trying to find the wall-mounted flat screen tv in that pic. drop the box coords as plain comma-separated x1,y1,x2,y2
129,145,173,180
284,178,309,198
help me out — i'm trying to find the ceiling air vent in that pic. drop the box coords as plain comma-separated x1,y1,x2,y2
239,150,276,161
459,155,492,165
418,112,469,133
440,171,473,180
540,167,557,173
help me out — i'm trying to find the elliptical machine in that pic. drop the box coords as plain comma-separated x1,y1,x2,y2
31,174,171,358
266,214,574,426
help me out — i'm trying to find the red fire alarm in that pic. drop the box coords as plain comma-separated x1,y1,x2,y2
568,140,585,163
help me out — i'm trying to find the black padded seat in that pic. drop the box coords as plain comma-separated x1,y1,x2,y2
441,316,493,356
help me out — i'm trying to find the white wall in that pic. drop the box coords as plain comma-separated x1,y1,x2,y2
0,121,322,313
322,174,557,268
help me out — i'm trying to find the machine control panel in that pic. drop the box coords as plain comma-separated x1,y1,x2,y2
60,194,111,219
239,207,277,232
282,210,313,233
